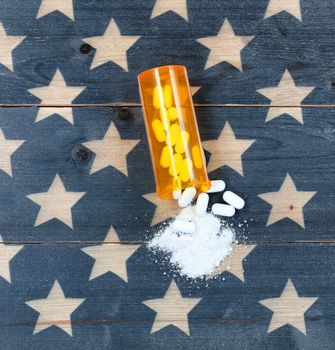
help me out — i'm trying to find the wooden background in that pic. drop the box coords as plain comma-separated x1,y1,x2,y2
0,0,334,349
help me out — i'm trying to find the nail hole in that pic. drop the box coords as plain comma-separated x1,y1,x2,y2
76,149,89,160
290,205,294,210
80,43,91,54
118,108,133,120
331,81,335,87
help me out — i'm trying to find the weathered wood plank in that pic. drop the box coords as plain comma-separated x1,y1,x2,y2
0,1,333,105
0,242,333,349
0,105,333,243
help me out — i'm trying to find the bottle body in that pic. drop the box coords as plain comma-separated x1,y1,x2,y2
138,65,210,199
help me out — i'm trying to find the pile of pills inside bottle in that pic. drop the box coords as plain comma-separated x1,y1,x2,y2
138,65,210,200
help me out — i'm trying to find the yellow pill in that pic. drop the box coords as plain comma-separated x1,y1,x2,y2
159,108,170,130
192,145,203,169
168,123,181,146
180,158,193,182
152,119,166,143
153,86,164,109
168,107,178,122
173,176,182,191
163,84,173,108
160,146,171,168
175,130,190,154
169,153,183,176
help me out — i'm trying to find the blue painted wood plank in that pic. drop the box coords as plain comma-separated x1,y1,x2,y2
0,106,332,242
0,1,332,104
0,242,333,349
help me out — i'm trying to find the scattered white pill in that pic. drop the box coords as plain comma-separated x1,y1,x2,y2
195,193,209,216
212,203,235,217
173,190,182,200
206,180,226,193
173,219,196,233
178,187,196,208
223,191,245,210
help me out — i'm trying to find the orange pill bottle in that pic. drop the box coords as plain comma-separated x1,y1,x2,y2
138,65,210,199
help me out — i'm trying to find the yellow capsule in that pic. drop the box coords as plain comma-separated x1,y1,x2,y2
152,119,166,143
168,123,181,146
173,176,182,191
159,108,170,130
168,107,178,121
160,146,171,168
180,158,193,182
175,130,190,154
169,153,183,176
163,84,173,108
192,145,203,169
153,86,164,109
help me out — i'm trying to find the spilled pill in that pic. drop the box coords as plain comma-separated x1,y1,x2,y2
223,191,245,210
212,203,235,217
178,187,196,208
196,193,209,216
173,219,196,233
173,190,182,200
206,180,226,193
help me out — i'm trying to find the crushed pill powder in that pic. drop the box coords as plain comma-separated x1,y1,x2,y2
148,206,236,278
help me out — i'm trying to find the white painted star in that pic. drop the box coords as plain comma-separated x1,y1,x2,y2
0,22,25,71
28,69,86,124
82,226,139,282
0,234,23,283
264,0,302,21
143,280,201,335
83,122,140,176
197,19,254,71
260,279,318,334
207,244,256,282
258,174,316,228
26,280,85,336
26,174,86,229
143,193,180,226
257,70,314,123
0,128,24,177
202,122,255,176
151,0,189,21
84,19,140,71
37,0,74,20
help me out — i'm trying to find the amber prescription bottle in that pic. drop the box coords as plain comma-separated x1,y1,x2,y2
138,65,210,199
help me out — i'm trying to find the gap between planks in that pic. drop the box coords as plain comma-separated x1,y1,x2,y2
0,104,335,108
0,240,334,245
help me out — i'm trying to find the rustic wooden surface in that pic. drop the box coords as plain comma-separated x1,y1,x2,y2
0,0,334,349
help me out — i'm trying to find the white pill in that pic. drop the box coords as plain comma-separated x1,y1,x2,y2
178,187,196,208
206,180,226,193
196,193,209,216
223,191,245,210
173,220,196,233
212,203,235,217
172,190,182,200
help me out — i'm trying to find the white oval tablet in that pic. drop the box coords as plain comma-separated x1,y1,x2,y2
173,220,196,233
223,191,245,210
178,187,196,208
212,203,235,217
195,193,209,216
172,190,182,200
206,180,226,193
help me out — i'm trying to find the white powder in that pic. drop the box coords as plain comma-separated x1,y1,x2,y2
148,206,235,278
